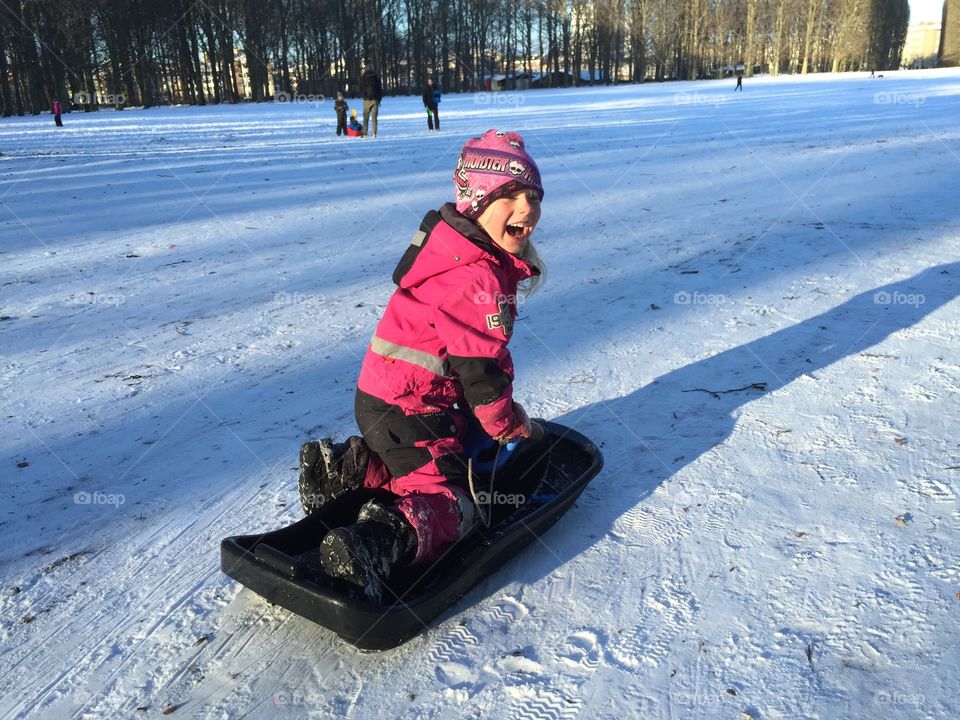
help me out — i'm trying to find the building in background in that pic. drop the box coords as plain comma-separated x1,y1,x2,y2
903,21,942,67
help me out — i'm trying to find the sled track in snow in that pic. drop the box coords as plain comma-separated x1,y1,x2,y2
0,471,307,718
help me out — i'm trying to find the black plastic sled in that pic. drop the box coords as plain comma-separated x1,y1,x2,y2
220,420,603,650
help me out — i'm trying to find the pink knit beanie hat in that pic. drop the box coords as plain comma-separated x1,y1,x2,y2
454,129,543,219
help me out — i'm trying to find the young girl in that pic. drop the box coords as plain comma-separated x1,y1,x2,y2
300,129,544,600
346,109,363,136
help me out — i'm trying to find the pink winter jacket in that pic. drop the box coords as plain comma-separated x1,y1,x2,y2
357,204,538,439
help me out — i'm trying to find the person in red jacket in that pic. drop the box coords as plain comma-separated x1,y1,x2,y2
52,99,63,127
300,129,544,600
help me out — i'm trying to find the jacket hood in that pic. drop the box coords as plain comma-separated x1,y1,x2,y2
392,203,538,289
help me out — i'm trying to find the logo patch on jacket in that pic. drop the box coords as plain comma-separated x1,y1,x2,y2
485,298,514,337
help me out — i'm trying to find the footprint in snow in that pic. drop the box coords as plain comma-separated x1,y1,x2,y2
430,623,480,690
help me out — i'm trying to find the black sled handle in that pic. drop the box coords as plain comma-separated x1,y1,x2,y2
254,543,305,579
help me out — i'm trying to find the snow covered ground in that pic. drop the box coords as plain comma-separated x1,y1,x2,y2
1,69,958,720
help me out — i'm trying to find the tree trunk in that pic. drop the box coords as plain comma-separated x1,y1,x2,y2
0,29,13,116
801,0,818,74
244,0,268,100
745,0,757,76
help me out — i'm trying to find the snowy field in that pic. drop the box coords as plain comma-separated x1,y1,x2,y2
1,69,959,719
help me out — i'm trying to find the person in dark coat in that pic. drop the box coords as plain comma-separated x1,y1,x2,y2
334,92,348,136
422,78,441,131
52,99,63,127
735,71,743,91
359,65,383,138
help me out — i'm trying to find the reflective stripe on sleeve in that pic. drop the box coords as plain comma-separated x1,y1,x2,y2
370,335,450,377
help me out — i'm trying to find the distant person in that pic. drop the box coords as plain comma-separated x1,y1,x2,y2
52,99,63,126
360,65,382,138
347,109,363,137
422,78,441,131
735,72,743,91
870,68,876,78
335,92,348,136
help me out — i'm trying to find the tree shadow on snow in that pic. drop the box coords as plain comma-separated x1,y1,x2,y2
465,260,959,616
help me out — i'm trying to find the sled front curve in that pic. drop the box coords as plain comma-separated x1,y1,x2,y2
220,420,603,650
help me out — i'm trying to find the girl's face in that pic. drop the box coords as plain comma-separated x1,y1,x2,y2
476,189,542,256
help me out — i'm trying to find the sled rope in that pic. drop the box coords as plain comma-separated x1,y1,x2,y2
467,443,504,529
467,459,488,528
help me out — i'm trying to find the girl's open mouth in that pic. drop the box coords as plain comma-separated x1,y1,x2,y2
506,224,526,238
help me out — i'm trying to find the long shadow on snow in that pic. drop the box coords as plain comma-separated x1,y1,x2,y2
460,261,958,614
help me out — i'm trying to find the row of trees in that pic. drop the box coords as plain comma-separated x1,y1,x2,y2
1,0,912,116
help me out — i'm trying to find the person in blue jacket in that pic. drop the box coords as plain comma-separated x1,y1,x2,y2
422,78,441,131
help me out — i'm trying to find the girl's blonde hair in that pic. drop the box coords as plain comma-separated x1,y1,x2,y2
518,187,545,297
519,239,545,297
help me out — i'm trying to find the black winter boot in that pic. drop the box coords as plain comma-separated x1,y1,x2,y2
298,436,369,515
320,501,417,601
